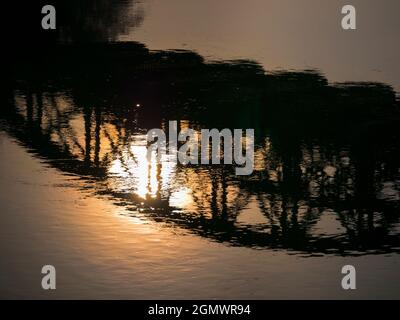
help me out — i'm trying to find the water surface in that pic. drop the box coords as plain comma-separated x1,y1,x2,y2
1,0,400,299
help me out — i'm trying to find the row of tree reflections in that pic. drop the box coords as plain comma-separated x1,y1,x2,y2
4,43,400,256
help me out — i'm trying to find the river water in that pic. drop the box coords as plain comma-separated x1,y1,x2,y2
1,0,399,299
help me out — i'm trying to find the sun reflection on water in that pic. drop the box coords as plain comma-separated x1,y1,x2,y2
6,88,400,255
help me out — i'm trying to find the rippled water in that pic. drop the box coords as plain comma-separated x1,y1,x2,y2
1,0,400,299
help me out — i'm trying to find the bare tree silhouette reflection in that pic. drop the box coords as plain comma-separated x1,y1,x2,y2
4,43,400,256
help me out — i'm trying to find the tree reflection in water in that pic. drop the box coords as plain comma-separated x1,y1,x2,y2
4,43,400,256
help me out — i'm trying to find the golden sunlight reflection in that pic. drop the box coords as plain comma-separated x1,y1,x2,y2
108,137,175,201
169,186,194,210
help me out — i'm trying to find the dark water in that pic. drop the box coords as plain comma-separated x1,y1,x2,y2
1,0,400,298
